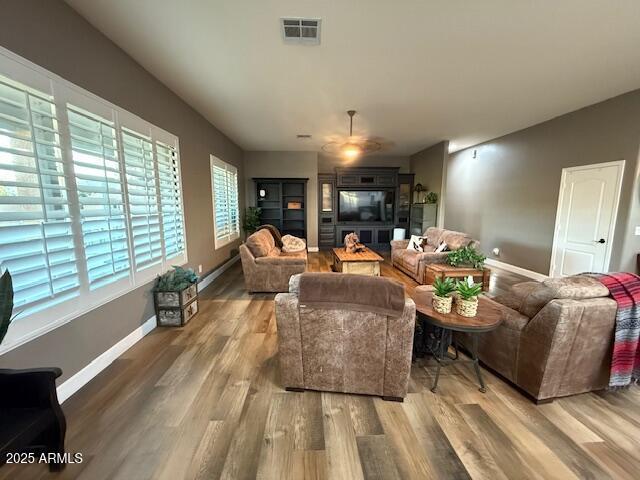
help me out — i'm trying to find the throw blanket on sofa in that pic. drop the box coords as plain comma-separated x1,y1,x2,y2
593,272,640,387
281,234,306,253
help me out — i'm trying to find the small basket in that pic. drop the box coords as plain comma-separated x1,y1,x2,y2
432,295,453,314
456,297,478,317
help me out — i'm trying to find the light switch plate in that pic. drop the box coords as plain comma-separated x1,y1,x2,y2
635,226,640,236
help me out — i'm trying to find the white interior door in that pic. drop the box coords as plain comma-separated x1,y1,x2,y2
550,161,624,276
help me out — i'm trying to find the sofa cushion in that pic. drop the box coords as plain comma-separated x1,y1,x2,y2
245,229,274,258
542,275,609,299
441,230,473,251
424,227,443,247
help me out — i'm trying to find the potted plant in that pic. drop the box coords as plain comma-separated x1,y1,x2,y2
432,276,455,314
242,206,262,236
455,276,483,317
0,269,16,345
447,246,486,270
425,191,438,204
154,266,199,327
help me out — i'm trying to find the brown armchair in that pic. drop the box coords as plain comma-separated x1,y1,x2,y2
275,273,416,401
239,229,307,293
391,227,480,283
456,275,617,402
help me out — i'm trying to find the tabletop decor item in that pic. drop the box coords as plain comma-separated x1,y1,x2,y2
432,276,455,314
447,245,486,270
154,266,199,327
455,276,483,317
344,232,365,253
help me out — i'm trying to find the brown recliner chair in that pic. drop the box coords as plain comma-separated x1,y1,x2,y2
275,273,416,400
239,229,307,293
456,275,617,402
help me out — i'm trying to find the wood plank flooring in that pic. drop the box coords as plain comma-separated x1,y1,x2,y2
2,252,639,479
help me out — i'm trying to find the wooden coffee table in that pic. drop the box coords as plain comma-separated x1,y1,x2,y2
332,247,384,276
411,286,502,393
424,263,491,291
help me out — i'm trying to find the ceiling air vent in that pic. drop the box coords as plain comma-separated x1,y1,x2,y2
281,18,321,45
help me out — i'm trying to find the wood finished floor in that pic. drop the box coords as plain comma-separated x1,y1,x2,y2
3,252,640,480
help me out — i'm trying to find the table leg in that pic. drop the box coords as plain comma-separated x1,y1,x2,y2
431,328,451,393
471,334,486,393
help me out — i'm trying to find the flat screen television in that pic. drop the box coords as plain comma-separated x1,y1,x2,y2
338,190,394,222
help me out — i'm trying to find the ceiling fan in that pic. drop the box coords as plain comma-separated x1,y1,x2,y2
322,110,382,159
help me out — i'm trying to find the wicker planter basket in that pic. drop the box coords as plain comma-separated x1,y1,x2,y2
456,297,478,317
432,295,453,314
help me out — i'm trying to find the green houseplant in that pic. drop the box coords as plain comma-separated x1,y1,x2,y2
0,269,16,345
242,206,262,235
455,277,483,317
425,191,438,204
447,246,486,270
432,276,455,314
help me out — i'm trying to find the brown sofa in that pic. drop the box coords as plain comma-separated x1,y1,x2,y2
275,274,416,400
239,229,307,293
391,227,480,283
457,275,617,402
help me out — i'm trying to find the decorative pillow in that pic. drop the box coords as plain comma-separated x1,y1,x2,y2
407,235,427,252
435,241,448,253
245,229,274,258
281,234,306,253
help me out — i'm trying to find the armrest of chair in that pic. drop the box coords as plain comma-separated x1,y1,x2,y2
518,297,617,399
255,256,306,266
390,240,409,250
0,368,62,409
274,293,304,389
383,298,416,398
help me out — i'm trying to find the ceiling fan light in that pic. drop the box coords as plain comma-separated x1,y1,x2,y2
342,142,363,159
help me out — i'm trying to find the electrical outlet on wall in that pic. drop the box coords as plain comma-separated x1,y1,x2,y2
492,247,500,256
198,264,203,274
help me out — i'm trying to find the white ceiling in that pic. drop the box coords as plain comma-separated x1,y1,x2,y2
66,0,640,155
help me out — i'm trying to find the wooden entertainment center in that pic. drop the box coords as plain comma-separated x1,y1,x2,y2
318,167,414,250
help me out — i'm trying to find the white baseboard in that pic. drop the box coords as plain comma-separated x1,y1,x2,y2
197,254,240,292
57,315,156,403
485,258,548,282
307,247,319,253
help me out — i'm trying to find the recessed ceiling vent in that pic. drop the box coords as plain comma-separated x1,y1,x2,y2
281,18,321,45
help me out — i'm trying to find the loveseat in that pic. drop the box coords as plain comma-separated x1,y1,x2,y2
275,273,416,400
391,227,480,284
239,229,307,293
456,275,617,402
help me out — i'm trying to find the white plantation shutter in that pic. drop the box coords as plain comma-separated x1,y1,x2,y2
156,140,185,260
67,106,131,290
122,128,162,271
0,49,188,353
0,77,80,310
210,156,239,248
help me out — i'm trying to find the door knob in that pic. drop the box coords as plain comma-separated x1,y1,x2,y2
595,238,606,244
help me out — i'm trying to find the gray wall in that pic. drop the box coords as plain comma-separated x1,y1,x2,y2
446,89,640,274
0,1,245,382
244,151,319,248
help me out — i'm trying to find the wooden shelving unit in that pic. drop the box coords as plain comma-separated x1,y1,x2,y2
254,178,308,238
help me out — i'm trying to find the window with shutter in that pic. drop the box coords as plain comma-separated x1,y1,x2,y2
156,141,185,260
67,105,131,290
122,128,161,271
0,76,80,311
210,155,239,249
0,48,188,353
